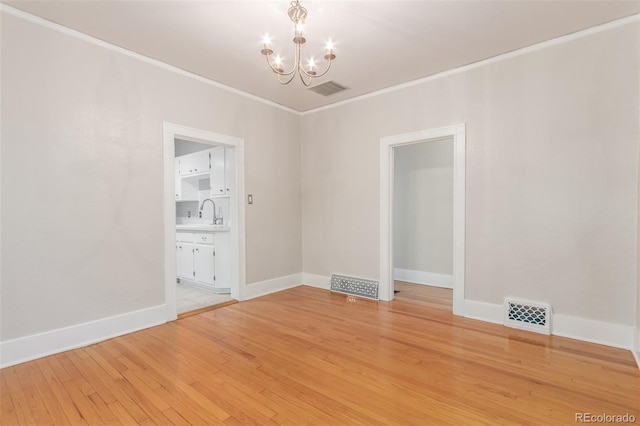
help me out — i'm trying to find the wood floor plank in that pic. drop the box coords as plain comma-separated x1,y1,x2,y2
36,358,87,425
12,361,51,425
107,400,139,425
0,371,20,425
23,361,70,425
2,286,639,425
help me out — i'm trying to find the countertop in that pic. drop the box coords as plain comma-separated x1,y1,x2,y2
176,224,230,232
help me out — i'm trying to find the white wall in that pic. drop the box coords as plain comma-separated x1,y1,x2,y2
0,12,302,341
393,138,453,278
301,22,639,327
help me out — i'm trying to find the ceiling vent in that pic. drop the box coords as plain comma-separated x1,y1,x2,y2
308,81,348,96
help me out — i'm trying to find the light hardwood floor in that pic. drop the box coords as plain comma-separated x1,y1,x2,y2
2,286,638,425
394,281,453,309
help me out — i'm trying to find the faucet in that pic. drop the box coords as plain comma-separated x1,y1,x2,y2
199,198,218,225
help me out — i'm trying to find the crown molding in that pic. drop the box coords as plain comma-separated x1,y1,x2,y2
300,13,640,115
0,3,300,115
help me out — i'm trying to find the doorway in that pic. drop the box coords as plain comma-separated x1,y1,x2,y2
379,124,465,315
393,138,454,310
163,123,246,321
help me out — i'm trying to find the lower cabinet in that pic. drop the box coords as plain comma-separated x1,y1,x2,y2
176,231,230,291
194,243,215,286
176,242,194,281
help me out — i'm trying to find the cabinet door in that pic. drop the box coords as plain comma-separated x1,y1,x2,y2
174,158,182,200
177,243,194,280
193,149,211,174
176,244,181,278
210,147,226,195
178,154,194,176
224,148,235,195
194,243,215,286
214,232,231,288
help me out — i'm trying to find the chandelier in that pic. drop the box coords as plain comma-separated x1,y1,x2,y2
260,0,336,86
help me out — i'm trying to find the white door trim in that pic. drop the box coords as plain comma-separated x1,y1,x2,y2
379,124,465,315
162,122,247,321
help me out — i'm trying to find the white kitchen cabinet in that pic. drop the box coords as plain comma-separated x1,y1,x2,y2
224,148,235,196
176,244,181,278
176,230,230,292
177,154,194,176
192,149,212,174
176,242,194,281
176,149,212,177
174,158,182,200
213,232,231,288
210,147,226,196
194,243,215,286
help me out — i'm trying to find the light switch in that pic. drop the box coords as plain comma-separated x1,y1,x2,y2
248,194,253,205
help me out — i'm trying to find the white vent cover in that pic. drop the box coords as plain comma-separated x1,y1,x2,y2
331,274,379,300
504,298,552,335
308,81,348,96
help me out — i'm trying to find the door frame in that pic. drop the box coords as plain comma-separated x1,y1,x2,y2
379,123,465,315
162,122,246,321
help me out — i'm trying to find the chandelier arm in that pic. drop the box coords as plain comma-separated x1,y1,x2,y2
277,72,297,85
298,71,313,87
263,51,298,76
299,57,333,79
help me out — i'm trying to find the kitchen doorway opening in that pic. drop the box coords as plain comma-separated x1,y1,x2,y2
379,124,465,316
393,138,454,311
162,123,246,321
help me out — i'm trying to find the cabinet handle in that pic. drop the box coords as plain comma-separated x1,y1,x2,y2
190,169,193,172
220,189,223,192
209,153,211,169
195,248,199,252
194,168,198,172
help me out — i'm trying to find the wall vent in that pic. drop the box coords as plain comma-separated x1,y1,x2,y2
504,298,552,335
331,274,379,300
308,81,348,96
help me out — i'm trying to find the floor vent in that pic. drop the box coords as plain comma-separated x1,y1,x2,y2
308,81,348,96
504,298,552,334
331,274,379,300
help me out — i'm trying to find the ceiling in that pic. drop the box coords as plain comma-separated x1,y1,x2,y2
4,1,639,112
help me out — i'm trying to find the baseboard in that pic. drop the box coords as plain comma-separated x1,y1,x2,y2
553,314,634,350
461,299,634,350
302,273,331,290
394,268,453,289
244,273,303,300
0,304,167,368
633,329,640,369
462,299,504,324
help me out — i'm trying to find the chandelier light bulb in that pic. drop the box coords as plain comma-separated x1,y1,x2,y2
260,0,337,86
325,39,334,51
